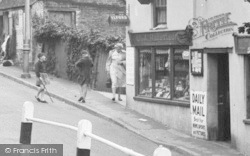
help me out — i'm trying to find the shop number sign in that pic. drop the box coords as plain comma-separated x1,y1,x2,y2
191,49,203,76
190,91,207,139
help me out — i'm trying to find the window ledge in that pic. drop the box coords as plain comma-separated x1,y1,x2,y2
243,119,250,125
133,96,190,107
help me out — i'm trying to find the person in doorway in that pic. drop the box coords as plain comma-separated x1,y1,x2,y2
75,50,93,103
106,43,126,102
35,53,49,103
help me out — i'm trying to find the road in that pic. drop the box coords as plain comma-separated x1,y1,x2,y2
0,75,181,156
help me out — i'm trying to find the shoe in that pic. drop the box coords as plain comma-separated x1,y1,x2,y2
112,98,115,101
118,98,122,101
40,100,47,103
78,97,83,102
35,96,41,102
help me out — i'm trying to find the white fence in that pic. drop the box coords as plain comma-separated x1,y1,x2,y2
19,101,171,156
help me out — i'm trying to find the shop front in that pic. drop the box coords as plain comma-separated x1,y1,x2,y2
231,34,250,154
127,29,193,134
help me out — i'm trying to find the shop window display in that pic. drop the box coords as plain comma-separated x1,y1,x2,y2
137,47,189,102
173,49,190,101
154,48,171,99
139,49,152,97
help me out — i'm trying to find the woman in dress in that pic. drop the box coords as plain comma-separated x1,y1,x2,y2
106,43,126,101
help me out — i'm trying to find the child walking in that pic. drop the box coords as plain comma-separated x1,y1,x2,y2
35,53,49,103
75,50,93,103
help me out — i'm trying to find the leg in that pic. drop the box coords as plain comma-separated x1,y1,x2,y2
82,84,88,102
39,85,47,103
112,86,116,101
118,87,122,101
78,85,84,101
35,86,43,102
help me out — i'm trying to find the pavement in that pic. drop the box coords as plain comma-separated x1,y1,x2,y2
0,65,245,156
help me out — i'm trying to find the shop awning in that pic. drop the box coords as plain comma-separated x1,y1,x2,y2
137,0,152,4
108,14,129,26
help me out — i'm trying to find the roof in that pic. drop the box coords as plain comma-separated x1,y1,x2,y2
0,0,125,10
0,0,37,10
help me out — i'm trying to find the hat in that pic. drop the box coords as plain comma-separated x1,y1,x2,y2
114,43,123,49
37,53,44,59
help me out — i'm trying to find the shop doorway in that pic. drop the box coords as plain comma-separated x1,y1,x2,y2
217,54,231,141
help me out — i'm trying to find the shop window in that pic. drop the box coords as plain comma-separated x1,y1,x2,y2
137,47,190,102
155,0,167,26
139,48,152,97
155,48,171,99
246,56,250,119
174,49,190,101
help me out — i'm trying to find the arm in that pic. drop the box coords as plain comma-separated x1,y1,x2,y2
35,62,41,78
106,51,113,72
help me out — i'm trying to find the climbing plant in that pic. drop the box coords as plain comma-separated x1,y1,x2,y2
32,15,125,82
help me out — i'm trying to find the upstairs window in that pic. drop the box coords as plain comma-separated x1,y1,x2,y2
155,0,167,26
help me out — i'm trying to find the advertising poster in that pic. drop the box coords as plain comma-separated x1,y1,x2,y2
191,50,203,76
190,91,207,139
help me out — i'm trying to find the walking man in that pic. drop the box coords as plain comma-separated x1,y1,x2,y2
35,53,49,103
75,50,93,103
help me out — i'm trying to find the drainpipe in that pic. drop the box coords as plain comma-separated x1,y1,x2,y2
21,0,31,78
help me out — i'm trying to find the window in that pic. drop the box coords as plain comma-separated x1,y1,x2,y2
155,48,171,99
139,48,152,97
48,11,76,27
155,0,167,26
246,56,250,119
137,47,190,102
174,49,189,101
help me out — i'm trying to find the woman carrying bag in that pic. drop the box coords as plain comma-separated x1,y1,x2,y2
106,43,126,102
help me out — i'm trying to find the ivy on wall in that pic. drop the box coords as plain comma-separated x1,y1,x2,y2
32,14,124,83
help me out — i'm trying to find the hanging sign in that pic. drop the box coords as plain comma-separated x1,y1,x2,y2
108,14,129,26
137,0,152,4
189,12,237,40
190,91,208,139
191,49,203,76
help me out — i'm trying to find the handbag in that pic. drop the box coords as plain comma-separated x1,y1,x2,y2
106,78,112,88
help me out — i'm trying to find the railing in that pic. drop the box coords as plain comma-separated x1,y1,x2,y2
20,101,172,156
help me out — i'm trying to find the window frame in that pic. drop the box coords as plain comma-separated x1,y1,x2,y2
47,8,76,27
153,0,167,27
243,56,250,124
135,46,190,107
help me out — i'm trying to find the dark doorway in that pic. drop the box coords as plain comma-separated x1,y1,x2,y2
217,54,231,141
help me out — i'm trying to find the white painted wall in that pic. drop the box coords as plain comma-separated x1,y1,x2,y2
127,0,153,33
167,0,193,30
193,0,250,48
192,0,250,154
125,0,193,134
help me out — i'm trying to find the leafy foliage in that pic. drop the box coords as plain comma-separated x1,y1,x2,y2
238,22,250,34
32,15,125,82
